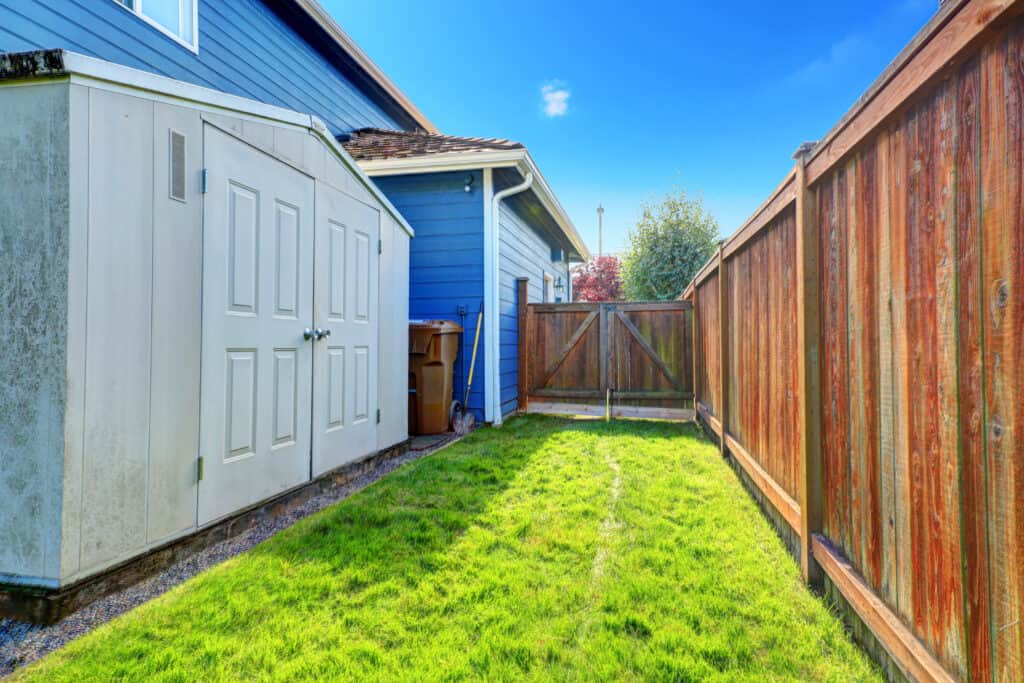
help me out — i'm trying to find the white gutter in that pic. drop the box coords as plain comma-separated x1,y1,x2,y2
484,170,534,425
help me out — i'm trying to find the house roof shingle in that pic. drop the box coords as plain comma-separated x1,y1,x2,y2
343,128,524,161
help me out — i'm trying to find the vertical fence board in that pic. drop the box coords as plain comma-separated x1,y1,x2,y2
935,77,967,676
982,25,1023,682
889,114,915,627
876,126,899,607
955,52,993,683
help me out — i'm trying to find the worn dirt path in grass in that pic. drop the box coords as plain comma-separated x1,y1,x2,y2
14,417,880,682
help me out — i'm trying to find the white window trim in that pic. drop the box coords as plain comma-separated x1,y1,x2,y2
112,0,199,53
543,272,554,303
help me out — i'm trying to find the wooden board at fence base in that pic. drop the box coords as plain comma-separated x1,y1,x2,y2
526,401,694,421
522,301,693,418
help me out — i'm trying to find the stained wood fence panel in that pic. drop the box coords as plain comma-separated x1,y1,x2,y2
717,209,801,501
693,272,720,417
683,5,1024,680
520,299,693,416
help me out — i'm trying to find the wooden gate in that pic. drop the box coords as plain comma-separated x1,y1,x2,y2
517,284,693,420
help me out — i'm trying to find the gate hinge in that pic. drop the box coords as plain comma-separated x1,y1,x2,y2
200,168,209,194
197,456,205,482
376,408,381,424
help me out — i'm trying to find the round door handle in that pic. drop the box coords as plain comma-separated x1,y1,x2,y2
303,328,315,341
315,328,332,340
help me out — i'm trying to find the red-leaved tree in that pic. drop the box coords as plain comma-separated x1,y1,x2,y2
572,256,624,302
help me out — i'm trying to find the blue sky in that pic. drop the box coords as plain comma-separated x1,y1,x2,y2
328,0,938,255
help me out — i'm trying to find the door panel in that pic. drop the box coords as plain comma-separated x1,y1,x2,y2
199,126,314,525
313,183,379,475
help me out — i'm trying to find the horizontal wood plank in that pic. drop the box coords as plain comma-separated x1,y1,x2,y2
811,534,956,683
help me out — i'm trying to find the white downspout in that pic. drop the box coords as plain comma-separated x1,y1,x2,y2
486,169,534,425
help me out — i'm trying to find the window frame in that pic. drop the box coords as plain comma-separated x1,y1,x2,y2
543,272,554,303
112,0,199,53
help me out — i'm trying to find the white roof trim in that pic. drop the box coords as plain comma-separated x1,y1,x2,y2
292,0,438,134
358,150,591,260
44,51,415,237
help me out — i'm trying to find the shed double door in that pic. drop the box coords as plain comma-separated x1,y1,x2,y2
198,126,378,525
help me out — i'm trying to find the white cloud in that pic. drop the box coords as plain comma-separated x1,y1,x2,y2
541,83,570,117
786,33,875,87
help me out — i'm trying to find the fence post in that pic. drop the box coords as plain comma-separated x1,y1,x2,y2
717,245,727,457
691,287,699,414
794,144,823,586
516,277,530,412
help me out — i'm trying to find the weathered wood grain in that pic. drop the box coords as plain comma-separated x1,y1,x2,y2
678,9,1024,679
954,52,992,683
981,25,1023,682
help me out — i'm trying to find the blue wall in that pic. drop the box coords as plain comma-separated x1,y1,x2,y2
374,171,487,422
0,0,401,135
497,203,570,416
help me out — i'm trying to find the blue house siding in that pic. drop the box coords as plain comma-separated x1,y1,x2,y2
0,0,401,135
497,203,570,416
374,172,487,421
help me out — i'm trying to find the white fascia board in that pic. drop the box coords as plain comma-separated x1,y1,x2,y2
357,150,527,176
292,0,438,133
516,153,591,261
359,150,591,260
53,51,414,237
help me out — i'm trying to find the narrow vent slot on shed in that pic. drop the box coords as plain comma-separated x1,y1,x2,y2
169,130,186,202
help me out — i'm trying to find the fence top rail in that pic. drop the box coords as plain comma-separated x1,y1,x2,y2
805,0,1020,183
722,170,797,260
685,167,797,296
683,0,1022,300
528,301,692,312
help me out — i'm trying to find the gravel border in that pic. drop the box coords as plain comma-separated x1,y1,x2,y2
0,432,462,677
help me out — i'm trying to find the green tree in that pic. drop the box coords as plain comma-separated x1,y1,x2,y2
621,189,719,300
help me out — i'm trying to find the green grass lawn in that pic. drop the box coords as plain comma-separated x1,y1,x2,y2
19,416,879,681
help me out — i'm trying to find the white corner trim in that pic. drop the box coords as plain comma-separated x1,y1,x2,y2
482,168,496,423
47,52,413,237
487,170,535,425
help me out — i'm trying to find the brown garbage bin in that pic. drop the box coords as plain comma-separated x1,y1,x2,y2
408,320,462,435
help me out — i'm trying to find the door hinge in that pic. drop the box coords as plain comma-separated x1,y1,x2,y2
197,456,205,482
200,168,209,194
378,239,383,255
376,408,381,424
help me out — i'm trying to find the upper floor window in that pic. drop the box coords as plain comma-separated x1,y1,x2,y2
115,0,197,51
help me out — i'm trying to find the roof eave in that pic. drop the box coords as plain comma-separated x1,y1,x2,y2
291,0,438,134
357,150,591,261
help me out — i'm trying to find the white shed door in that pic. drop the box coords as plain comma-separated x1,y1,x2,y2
312,183,379,475
198,127,315,525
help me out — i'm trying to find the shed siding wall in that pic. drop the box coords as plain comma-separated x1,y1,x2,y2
0,0,401,135
0,82,69,584
373,172,487,421
498,202,570,416
378,211,410,449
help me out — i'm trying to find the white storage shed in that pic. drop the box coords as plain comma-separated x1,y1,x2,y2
0,51,411,595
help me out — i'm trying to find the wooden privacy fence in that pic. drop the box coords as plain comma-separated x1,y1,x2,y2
516,279,694,420
683,1,1024,681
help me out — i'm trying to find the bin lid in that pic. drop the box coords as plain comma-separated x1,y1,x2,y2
408,320,463,333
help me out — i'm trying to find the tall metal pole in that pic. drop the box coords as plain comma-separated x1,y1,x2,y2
597,204,604,258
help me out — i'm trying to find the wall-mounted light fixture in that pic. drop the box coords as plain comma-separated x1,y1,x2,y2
555,276,565,296
464,175,474,193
